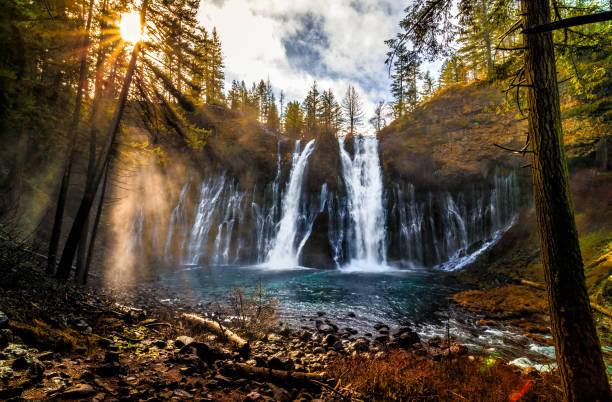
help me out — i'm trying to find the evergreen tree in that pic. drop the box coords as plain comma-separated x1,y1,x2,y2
284,101,303,139
206,27,225,104
302,81,320,137
319,88,342,134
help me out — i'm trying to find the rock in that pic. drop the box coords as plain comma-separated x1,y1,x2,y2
0,386,23,399
173,389,194,398
351,338,370,352
346,312,356,318
323,334,337,347
0,312,8,329
61,384,96,399
267,383,291,401
315,320,335,334
79,371,94,381
395,328,421,349
374,335,390,344
313,347,325,354
95,362,120,377
104,351,120,363
267,356,294,371
3,344,27,359
373,323,389,331
12,355,34,370
316,311,326,317
174,335,195,348
0,365,13,380
28,359,45,382
153,339,167,348
38,351,54,361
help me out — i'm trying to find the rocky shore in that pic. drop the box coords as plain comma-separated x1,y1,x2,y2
0,262,561,401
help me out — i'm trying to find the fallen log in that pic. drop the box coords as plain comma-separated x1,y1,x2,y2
520,280,612,318
182,313,249,353
221,362,327,388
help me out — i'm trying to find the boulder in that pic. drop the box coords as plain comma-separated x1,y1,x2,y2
174,336,195,348
322,334,338,347
351,338,370,352
394,328,421,348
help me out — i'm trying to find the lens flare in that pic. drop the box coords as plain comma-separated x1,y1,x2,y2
119,11,142,43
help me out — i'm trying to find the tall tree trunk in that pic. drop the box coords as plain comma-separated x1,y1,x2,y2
47,0,95,275
78,162,109,285
521,1,611,401
56,0,149,280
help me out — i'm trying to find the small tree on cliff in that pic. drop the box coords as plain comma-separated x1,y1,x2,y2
390,1,612,400
341,85,364,136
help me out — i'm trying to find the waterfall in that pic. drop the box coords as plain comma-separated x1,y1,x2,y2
339,136,388,269
164,181,191,263
265,139,316,268
389,170,519,270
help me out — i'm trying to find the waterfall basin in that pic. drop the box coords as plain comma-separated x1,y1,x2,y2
160,263,556,367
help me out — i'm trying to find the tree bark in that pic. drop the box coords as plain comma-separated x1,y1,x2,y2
521,1,611,401
56,0,149,279
47,0,95,275
78,162,109,285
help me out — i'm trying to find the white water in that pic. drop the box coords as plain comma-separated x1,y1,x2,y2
339,136,389,270
265,140,316,268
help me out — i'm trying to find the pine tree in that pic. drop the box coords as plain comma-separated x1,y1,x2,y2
319,88,342,134
206,27,225,104
284,101,303,139
302,81,320,137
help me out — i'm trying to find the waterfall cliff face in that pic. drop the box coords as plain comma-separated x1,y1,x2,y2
126,137,519,271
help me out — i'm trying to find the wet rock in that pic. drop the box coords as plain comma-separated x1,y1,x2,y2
213,374,232,385
316,312,326,317
373,323,389,331
0,311,8,329
323,334,337,347
61,383,96,399
394,328,421,349
346,312,356,318
315,320,335,334
174,336,195,348
153,339,167,348
374,335,390,344
313,347,325,354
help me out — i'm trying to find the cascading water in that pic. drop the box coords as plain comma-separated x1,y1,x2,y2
388,169,519,270
339,136,388,269
129,137,518,272
265,140,316,268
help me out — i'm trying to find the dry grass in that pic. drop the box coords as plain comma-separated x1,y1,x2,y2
328,349,562,401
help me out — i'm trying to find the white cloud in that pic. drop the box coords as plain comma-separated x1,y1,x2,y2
197,0,440,133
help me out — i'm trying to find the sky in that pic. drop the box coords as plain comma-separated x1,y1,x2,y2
196,0,440,133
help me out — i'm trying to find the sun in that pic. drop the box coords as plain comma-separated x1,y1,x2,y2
119,11,142,43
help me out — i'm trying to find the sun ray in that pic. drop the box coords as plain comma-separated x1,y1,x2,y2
119,11,143,43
